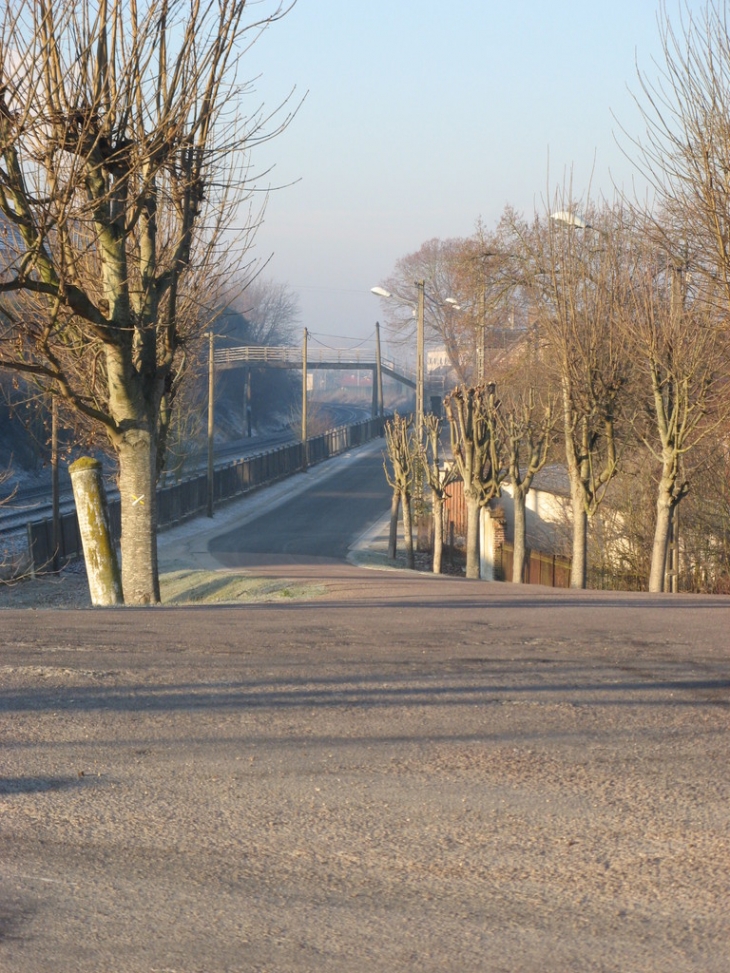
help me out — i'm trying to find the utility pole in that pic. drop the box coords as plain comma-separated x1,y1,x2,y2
478,279,487,382
51,394,60,572
416,279,425,442
302,327,308,470
243,366,252,437
375,321,384,418
206,330,215,517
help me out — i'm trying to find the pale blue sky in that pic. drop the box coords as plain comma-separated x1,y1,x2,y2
240,0,700,345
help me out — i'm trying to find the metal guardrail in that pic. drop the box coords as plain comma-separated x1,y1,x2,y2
26,416,386,574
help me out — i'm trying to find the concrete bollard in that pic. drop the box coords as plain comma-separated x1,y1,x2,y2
69,457,123,606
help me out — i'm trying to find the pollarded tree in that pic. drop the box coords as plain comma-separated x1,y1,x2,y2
444,383,506,579
497,387,555,583
420,413,458,574
0,0,295,603
383,413,418,568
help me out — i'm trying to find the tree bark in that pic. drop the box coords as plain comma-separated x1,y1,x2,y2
649,482,674,593
512,489,527,583
117,427,160,605
569,483,587,589
402,492,415,569
465,495,481,579
0,1,298,608
562,382,589,590
388,489,400,560
432,496,444,574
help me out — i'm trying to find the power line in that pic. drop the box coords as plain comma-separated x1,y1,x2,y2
307,329,376,349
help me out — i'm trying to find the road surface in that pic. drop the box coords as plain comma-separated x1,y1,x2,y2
1,443,729,973
209,440,391,563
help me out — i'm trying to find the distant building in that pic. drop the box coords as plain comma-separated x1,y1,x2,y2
427,347,451,372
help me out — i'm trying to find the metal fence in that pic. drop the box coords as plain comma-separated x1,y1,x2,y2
27,417,385,573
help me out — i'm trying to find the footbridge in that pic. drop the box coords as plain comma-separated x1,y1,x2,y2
213,344,416,416
213,344,415,387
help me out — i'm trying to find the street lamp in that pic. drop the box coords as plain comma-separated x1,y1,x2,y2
205,330,215,517
371,282,426,440
551,210,608,240
550,210,590,230
444,296,490,382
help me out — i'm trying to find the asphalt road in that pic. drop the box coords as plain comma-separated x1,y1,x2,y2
209,441,392,562
2,444,730,973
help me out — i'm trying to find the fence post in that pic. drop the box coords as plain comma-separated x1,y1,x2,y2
69,457,123,606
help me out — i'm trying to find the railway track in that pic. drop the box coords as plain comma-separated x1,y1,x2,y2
0,404,372,537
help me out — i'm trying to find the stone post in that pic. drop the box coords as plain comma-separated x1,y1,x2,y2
479,504,506,582
69,458,123,606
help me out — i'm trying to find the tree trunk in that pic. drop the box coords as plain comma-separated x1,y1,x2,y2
465,495,481,579
569,482,587,589
402,491,415,569
388,489,400,560
432,495,444,574
649,484,673,593
117,426,161,605
562,384,589,590
512,489,527,583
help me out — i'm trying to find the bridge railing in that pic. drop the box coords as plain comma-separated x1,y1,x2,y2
26,416,388,574
213,344,416,385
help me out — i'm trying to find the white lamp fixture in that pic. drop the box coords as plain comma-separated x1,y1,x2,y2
550,210,590,230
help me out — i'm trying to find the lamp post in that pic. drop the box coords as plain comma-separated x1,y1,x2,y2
415,279,425,440
549,208,605,589
371,283,426,441
301,326,308,470
374,321,384,418
206,329,215,517
51,394,60,571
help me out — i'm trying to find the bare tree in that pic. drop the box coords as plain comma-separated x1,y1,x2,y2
383,413,417,568
377,237,479,383
218,278,300,347
376,225,522,385
509,202,633,588
444,383,505,579
497,387,555,583
623,1,730,590
420,413,458,574
0,0,295,603
449,214,532,384
621,239,729,591
631,0,730,315
0,462,15,502
215,277,300,434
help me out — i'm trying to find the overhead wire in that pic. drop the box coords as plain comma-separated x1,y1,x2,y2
307,329,376,350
